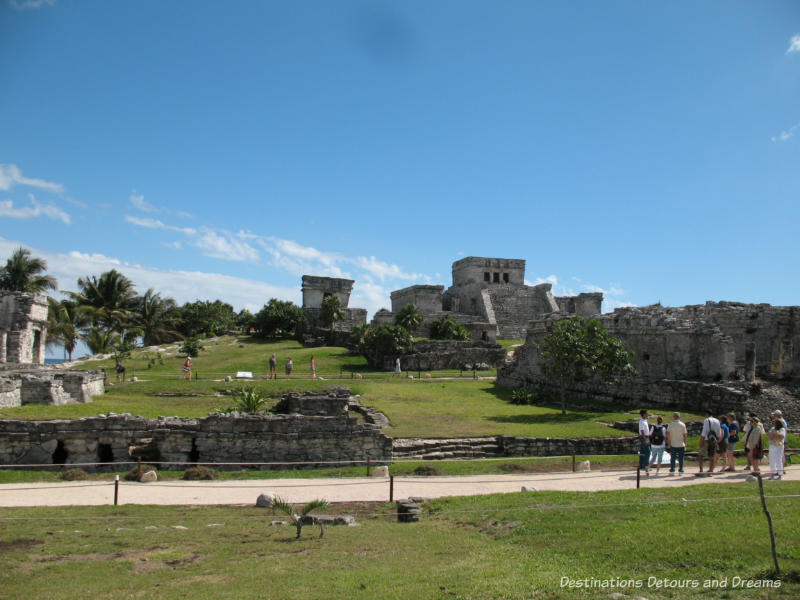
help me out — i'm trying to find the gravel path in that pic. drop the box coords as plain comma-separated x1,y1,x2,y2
1,466,794,507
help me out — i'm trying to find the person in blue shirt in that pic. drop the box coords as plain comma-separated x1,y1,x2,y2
716,415,730,472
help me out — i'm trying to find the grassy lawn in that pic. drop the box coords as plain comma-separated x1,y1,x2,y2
1,482,798,599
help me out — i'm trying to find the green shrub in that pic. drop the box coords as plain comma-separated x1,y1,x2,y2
428,316,471,341
61,468,89,481
510,388,534,405
219,387,269,413
179,337,203,356
183,466,219,480
412,465,443,476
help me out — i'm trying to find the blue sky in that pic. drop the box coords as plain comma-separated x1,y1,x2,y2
2,1,799,326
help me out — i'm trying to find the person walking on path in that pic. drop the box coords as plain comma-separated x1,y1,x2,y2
649,416,667,476
666,412,687,475
745,416,765,475
393,357,402,378
115,359,126,382
285,357,293,379
724,412,739,472
638,409,651,476
268,353,277,380
697,410,721,475
767,418,787,480
182,356,192,381
773,410,788,470
310,355,316,379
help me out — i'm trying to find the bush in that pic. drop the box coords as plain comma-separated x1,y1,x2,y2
183,466,220,480
123,464,158,481
412,465,443,476
428,316,471,341
510,388,534,405
252,298,307,339
363,324,413,363
219,387,269,413
180,337,203,356
61,468,89,481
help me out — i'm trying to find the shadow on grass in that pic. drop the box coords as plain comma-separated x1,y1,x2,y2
485,411,601,425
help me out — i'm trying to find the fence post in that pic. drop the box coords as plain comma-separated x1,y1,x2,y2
389,474,394,502
366,457,371,477
636,466,640,489
114,475,119,506
572,453,576,472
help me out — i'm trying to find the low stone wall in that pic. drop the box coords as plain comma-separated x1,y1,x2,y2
0,367,104,407
0,390,393,469
498,435,639,457
377,340,507,371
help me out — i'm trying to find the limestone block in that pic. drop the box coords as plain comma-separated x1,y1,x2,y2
370,465,389,477
139,470,158,482
256,492,277,507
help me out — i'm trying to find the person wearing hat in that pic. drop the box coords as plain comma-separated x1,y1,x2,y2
182,356,192,380
745,416,765,475
767,416,787,480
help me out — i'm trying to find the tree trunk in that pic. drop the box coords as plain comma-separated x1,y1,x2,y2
560,379,566,415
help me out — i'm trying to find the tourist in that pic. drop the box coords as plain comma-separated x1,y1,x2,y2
697,409,721,475
310,355,316,379
638,409,651,476
393,357,401,378
716,415,730,472
115,359,126,382
772,410,788,470
666,412,687,475
745,416,765,475
767,417,786,480
742,412,755,470
269,353,277,380
724,412,739,472
649,416,667,475
182,356,192,380
285,356,293,379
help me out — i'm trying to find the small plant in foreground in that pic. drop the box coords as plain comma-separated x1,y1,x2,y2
61,468,89,481
413,465,443,476
510,388,534,405
218,387,269,413
272,497,330,539
182,466,219,480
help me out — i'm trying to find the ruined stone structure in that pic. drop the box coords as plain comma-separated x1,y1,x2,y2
301,275,367,343
374,256,602,341
499,301,800,418
0,389,392,469
0,291,48,364
0,291,105,407
367,340,507,372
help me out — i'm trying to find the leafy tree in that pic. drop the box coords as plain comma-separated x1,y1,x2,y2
68,269,139,334
176,300,237,338
46,298,85,361
537,316,636,415
137,288,182,346
253,298,306,338
179,337,203,357
272,497,330,539
395,304,424,336
0,247,57,293
320,294,345,342
428,315,471,341
236,308,255,333
348,323,372,352
363,324,413,365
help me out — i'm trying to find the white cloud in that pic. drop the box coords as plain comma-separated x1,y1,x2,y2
771,123,799,142
129,190,159,213
0,194,70,224
355,256,421,281
192,230,259,262
350,280,395,317
787,34,800,54
529,274,558,286
125,215,196,234
9,0,55,10
0,164,64,193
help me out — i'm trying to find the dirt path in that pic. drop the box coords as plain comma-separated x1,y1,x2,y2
1,466,794,507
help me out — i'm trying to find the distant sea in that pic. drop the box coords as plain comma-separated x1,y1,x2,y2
45,358,65,364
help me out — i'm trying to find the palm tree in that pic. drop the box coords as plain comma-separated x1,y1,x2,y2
68,269,139,334
0,247,57,293
47,297,85,361
137,288,182,346
395,304,424,336
320,295,345,343
272,497,330,539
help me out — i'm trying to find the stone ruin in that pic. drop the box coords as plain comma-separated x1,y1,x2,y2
301,275,367,346
499,301,800,422
0,291,104,409
372,256,602,341
0,388,392,469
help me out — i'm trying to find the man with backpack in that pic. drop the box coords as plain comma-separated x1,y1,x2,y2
697,409,721,475
649,416,667,476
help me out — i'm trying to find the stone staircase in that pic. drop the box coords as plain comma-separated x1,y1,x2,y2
392,437,503,460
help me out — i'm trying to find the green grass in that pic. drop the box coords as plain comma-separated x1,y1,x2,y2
1,482,798,599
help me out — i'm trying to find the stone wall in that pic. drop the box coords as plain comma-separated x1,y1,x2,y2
301,275,355,309
486,284,560,339
0,366,104,408
386,340,507,372
391,285,444,314
370,309,497,343
0,291,48,364
498,435,639,457
555,293,603,317
0,390,393,469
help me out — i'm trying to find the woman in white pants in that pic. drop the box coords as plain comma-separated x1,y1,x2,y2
767,419,786,480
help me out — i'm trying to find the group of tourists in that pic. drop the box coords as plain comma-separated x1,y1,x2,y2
638,408,788,480
266,353,316,380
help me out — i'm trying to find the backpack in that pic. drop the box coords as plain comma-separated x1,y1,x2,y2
651,425,664,446
705,419,718,446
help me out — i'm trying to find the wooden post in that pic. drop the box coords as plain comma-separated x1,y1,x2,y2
572,453,576,472
636,466,640,489
755,473,781,575
389,475,394,502
366,457,371,477
114,475,119,506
